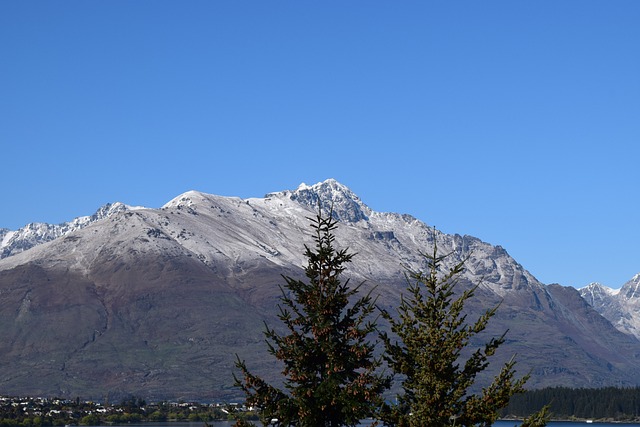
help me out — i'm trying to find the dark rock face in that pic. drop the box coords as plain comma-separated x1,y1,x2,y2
0,180,639,401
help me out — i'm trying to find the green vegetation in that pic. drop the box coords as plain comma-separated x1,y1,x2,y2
504,386,640,421
234,209,389,426
378,235,548,427
233,208,549,426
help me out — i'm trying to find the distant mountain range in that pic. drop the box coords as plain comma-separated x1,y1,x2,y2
579,275,640,339
0,179,639,401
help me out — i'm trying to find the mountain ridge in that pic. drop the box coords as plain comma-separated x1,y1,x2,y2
0,179,639,400
0,202,144,259
580,275,640,339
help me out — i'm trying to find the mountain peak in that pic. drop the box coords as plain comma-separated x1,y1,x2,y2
162,190,210,209
295,178,342,191
268,179,371,223
580,274,640,339
581,281,619,296
91,202,135,221
578,282,620,312
621,273,640,300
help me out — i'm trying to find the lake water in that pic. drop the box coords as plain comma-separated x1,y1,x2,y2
101,422,640,427
495,422,637,427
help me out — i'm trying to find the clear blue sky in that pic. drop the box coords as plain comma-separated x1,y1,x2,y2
1,1,639,289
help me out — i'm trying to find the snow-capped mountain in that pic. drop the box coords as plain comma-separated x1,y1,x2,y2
0,180,544,299
0,179,639,400
580,274,640,339
0,202,142,259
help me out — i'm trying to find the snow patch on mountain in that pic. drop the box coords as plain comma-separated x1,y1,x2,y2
1,230,15,248
0,202,145,259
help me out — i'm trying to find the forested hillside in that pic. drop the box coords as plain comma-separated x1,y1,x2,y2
503,387,640,421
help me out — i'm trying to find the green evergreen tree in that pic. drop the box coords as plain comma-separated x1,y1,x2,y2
520,406,549,427
379,233,547,427
234,208,389,427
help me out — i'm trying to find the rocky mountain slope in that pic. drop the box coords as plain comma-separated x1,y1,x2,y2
1,179,639,401
580,274,640,339
0,202,141,258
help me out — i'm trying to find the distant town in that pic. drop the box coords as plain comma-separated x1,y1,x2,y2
0,395,256,426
